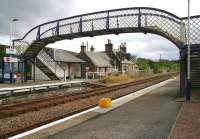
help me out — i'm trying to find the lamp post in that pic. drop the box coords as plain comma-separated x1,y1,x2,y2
186,0,191,101
10,19,19,49
9,18,19,83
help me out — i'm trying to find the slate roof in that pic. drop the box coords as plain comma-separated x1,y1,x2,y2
85,51,112,67
112,49,120,61
54,49,85,63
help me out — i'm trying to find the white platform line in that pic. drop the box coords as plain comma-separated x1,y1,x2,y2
9,78,174,139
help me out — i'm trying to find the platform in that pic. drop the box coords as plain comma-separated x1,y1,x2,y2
0,80,85,96
12,78,182,139
170,89,200,139
0,79,85,88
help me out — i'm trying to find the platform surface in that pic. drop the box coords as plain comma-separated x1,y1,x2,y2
170,89,200,139
45,79,181,139
0,79,84,89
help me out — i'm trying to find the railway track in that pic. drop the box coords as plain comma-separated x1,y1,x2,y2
0,73,176,138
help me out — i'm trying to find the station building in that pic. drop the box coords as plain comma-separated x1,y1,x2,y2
77,40,139,75
0,44,32,83
32,48,85,80
0,40,139,83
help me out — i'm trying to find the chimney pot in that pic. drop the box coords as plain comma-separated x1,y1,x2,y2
108,39,111,44
90,45,95,52
105,39,113,53
80,43,86,53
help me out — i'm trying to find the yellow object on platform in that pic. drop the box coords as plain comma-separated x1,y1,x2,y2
98,98,112,108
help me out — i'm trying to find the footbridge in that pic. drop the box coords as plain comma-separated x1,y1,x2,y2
13,7,200,97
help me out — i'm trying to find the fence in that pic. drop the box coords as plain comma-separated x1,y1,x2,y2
85,71,129,81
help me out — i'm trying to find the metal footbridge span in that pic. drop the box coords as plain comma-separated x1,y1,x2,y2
13,7,200,95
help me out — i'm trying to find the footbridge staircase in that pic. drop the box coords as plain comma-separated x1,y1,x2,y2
16,45,65,80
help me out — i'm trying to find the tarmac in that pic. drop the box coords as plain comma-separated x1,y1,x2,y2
15,78,181,139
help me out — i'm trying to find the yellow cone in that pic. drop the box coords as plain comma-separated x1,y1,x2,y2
98,98,112,108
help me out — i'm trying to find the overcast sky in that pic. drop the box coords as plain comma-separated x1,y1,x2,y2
0,0,200,60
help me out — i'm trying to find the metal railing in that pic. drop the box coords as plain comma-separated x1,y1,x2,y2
86,71,129,81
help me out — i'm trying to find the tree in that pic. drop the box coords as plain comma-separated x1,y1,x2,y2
0,44,8,59
137,58,179,74
137,58,150,72
152,62,162,73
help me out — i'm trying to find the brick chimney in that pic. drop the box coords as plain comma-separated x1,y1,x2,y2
123,42,127,53
90,45,95,52
105,39,113,54
80,42,86,53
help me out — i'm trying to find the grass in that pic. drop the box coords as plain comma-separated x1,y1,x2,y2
99,74,133,84
99,72,161,85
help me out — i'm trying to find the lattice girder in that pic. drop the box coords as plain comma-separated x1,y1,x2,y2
13,7,200,58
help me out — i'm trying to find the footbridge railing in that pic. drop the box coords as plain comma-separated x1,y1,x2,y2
13,7,200,58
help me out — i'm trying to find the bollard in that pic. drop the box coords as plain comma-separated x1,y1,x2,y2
98,98,112,108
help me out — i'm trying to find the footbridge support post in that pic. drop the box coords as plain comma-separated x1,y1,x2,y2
24,60,28,82
185,45,191,101
180,46,187,97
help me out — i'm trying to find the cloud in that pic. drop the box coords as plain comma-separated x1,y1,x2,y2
2,0,197,60
1,0,199,37
0,0,72,37
0,35,10,45
47,33,179,60
122,34,179,60
135,51,179,61
72,0,199,17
